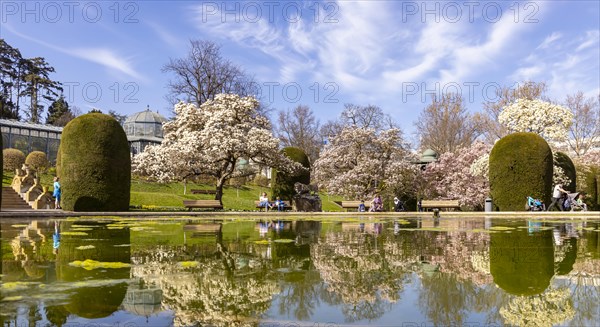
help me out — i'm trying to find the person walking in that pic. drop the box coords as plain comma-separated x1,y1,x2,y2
547,183,567,211
53,177,62,209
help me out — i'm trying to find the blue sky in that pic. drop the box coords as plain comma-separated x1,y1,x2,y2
2,0,599,140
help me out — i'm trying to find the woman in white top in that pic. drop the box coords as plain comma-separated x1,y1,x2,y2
258,192,271,211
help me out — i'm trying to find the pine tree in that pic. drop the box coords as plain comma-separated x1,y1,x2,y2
46,95,70,125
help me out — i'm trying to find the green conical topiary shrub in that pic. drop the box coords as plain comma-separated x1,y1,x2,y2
58,113,130,211
489,132,553,211
585,167,599,210
554,152,576,192
1,132,2,210
271,147,310,201
490,227,554,296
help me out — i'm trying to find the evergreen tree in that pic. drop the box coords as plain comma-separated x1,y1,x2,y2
46,95,70,125
108,110,128,125
0,39,24,119
21,57,62,123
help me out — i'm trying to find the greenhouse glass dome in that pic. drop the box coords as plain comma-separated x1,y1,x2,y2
123,106,167,155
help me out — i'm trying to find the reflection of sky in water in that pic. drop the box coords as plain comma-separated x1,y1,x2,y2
1,218,598,326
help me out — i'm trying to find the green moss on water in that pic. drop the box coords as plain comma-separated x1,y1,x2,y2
61,232,89,236
274,239,294,243
75,245,95,250
68,260,131,270
489,226,516,231
179,261,199,268
470,229,498,233
1,281,39,292
254,240,270,245
71,225,102,228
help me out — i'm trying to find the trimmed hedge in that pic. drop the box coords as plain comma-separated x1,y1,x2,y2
3,148,25,172
271,147,310,201
58,113,131,211
554,152,576,192
57,221,130,318
489,132,553,211
490,227,554,296
585,167,599,211
25,151,50,172
1,133,2,209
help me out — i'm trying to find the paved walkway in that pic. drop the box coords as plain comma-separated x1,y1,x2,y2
0,209,598,220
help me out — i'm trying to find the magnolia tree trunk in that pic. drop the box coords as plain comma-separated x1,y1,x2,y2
215,178,225,203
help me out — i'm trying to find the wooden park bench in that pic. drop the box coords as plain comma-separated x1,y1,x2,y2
190,189,217,194
334,200,371,212
421,200,460,211
183,200,223,211
254,200,292,211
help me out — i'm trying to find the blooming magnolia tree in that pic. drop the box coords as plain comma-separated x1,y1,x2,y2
498,99,573,142
134,94,303,202
313,126,406,199
422,142,491,210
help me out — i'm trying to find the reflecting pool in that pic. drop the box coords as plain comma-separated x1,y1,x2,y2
1,217,599,326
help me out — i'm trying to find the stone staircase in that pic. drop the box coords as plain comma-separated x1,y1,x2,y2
1,187,33,210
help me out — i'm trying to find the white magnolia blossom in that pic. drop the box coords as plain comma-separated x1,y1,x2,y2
552,165,571,187
500,287,575,327
134,94,304,198
470,153,490,179
498,99,573,142
313,126,407,199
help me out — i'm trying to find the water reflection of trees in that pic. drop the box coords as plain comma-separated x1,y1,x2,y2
3,218,600,326
1,220,131,326
311,226,412,322
131,233,278,326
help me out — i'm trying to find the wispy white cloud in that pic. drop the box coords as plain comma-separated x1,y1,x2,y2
511,29,599,100
146,21,183,48
188,0,597,112
3,24,144,81
537,32,562,49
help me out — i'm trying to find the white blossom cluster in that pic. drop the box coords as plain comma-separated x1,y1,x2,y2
552,165,571,187
313,126,408,199
499,287,575,327
469,153,490,179
498,99,573,142
134,94,304,191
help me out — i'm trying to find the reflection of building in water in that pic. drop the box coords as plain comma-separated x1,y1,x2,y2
122,282,164,319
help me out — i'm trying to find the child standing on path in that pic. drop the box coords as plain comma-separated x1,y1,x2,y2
53,177,62,209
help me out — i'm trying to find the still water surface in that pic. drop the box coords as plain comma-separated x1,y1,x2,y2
1,217,599,327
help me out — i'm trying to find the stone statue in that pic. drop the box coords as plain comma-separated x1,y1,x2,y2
25,178,44,202
32,186,55,209
293,182,322,212
18,166,36,194
294,182,319,195
11,168,26,192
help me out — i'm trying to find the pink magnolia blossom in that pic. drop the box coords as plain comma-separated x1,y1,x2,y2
422,142,491,210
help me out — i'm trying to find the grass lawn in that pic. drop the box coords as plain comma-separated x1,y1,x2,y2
4,171,344,211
